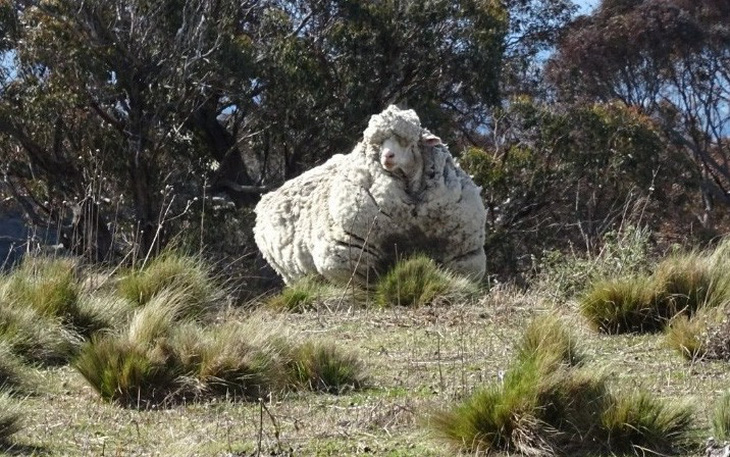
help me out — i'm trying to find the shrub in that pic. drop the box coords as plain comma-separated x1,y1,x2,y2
712,391,730,441
117,251,222,314
375,254,477,308
288,341,367,394
580,276,663,333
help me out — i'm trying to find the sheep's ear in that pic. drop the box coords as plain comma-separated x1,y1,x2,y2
422,133,442,146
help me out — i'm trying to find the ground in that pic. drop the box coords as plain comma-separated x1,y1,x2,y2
7,286,725,456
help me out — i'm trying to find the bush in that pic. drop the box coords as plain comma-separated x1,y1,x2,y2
375,254,478,308
537,225,654,300
288,341,367,394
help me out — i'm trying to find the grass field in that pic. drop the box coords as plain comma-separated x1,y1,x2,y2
2,287,724,456
1,247,729,456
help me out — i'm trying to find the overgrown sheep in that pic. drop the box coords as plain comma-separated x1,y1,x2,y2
254,105,487,286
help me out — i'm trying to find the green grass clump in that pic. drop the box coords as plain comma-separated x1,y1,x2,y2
580,276,663,333
665,314,709,360
375,254,477,308
653,253,726,315
0,390,22,445
601,389,693,454
73,335,180,406
514,314,583,367
0,303,81,364
117,251,221,314
712,391,730,441
288,341,367,394
431,315,694,455
267,276,328,312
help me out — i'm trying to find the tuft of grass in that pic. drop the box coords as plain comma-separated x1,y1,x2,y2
652,252,726,315
0,255,101,333
665,315,707,360
600,389,694,454
0,302,82,364
712,391,730,441
266,276,327,312
0,390,22,444
187,321,286,399
375,254,478,308
580,276,663,334
117,251,222,314
73,335,181,407
514,314,583,367
431,315,694,455
288,341,367,394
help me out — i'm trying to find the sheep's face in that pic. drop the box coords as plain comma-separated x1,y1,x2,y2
379,135,417,174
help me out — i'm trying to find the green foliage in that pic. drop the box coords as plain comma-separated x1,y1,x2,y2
712,392,730,441
460,96,670,278
118,251,221,315
375,255,478,308
288,341,367,394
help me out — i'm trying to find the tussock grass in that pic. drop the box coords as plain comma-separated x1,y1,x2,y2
288,341,368,394
580,276,663,333
712,391,730,441
514,314,583,367
0,390,22,444
431,315,694,455
375,254,478,308
601,389,694,454
665,315,706,360
267,276,328,312
0,303,82,364
118,251,222,314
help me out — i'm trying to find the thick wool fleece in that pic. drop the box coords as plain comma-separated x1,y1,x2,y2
254,105,487,286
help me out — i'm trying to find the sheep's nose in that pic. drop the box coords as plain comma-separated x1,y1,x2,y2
383,150,395,159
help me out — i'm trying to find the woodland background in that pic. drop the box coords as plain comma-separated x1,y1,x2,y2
0,0,728,295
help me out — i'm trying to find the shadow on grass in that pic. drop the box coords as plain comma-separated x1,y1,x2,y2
1,441,50,456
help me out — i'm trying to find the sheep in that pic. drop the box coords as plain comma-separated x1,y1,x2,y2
254,104,487,286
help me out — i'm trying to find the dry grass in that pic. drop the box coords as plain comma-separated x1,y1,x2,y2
0,284,720,456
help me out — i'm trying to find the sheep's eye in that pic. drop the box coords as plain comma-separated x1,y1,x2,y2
396,137,409,148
